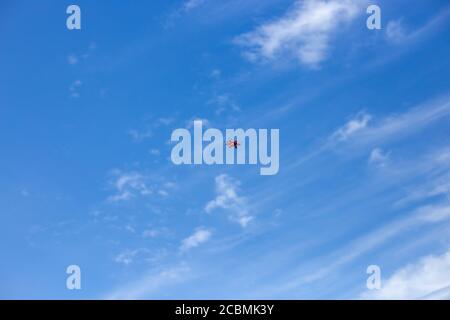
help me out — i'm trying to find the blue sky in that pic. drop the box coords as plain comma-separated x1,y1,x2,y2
1,0,450,299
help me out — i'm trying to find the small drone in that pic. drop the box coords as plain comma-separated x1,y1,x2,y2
226,139,240,149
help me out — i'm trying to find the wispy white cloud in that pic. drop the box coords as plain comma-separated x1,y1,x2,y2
127,117,175,142
395,169,450,208
164,181,177,189
124,224,136,233
386,19,407,43
106,265,191,299
291,96,450,169
361,249,450,299
205,174,254,227
115,248,149,265
355,97,450,144
165,0,208,27
149,148,160,156
210,69,221,78
69,80,82,98
67,42,97,65
331,111,372,141
115,247,168,267
107,171,152,202
208,93,241,115
326,96,450,150
158,190,169,197
127,129,153,142
183,0,206,12
251,201,450,297
142,229,159,238
67,54,79,65
421,285,450,300
157,117,175,126
385,8,450,44
369,148,390,167
180,228,212,251
303,202,450,283
235,0,364,67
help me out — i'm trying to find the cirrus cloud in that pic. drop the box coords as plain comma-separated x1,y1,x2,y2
235,0,365,68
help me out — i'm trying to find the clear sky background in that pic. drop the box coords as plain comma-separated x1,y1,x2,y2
1,0,450,299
